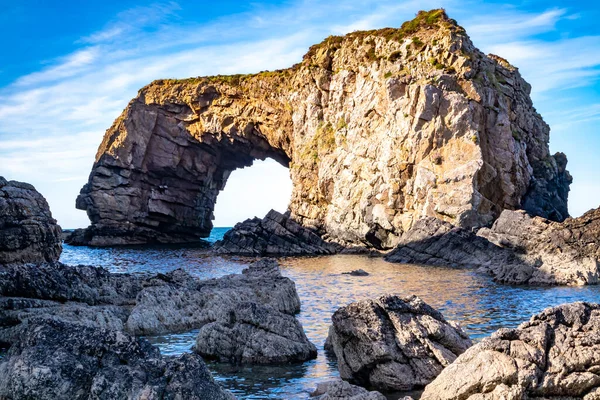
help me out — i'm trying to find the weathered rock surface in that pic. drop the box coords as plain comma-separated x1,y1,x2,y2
74,10,570,248
326,294,472,392
0,259,310,363
213,209,341,256
126,258,302,335
311,379,386,400
421,302,600,400
194,301,317,364
0,177,62,263
478,208,600,285
0,318,234,400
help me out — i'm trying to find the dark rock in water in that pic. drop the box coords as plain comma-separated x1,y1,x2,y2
194,301,317,364
0,177,62,264
311,379,386,399
477,208,600,285
213,209,341,256
0,318,234,400
384,217,521,269
126,258,302,335
342,269,369,276
385,213,600,286
64,225,210,247
421,302,600,400
326,294,472,392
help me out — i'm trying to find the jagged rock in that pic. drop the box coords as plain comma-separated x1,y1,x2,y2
74,10,569,248
126,259,302,335
326,294,472,392
311,379,386,399
384,216,519,268
213,209,341,256
194,301,317,364
421,302,600,400
477,208,600,285
342,269,369,276
0,259,308,360
0,318,234,400
0,177,62,263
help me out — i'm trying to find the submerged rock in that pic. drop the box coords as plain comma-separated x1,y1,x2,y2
342,269,369,276
75,10,569,248
326,294,472,392
0,177,62,264
311,379,386,400
0,318,234,400
194,301,317,364
421,302,600,399
478,208,600,285
213,209,340,256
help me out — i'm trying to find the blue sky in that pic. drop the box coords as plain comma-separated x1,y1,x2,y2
0,0,599,228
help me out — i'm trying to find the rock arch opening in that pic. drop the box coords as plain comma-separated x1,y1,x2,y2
212,158,292,232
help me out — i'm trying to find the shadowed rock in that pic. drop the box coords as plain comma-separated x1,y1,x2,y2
326,294,472,392
0,319,234,400
0,177,62,264
74,10,570,248
194,301,317,364
421,302,600,399
213,210,341,256
311,379,386,399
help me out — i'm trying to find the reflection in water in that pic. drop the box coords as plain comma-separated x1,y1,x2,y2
59,243,600,399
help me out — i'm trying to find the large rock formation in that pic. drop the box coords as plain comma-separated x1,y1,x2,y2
0,318,234,400
421,302,600,399
74,10,570,248
385,208,600,286
0,177,62,263
213,209,341,255
325,294,472,392
0,259,311,360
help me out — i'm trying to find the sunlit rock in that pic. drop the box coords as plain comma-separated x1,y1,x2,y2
74,10,570,247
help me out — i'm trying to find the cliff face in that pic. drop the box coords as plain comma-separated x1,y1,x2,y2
75,10,570,248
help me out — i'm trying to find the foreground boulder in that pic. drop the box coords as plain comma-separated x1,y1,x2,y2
478,208,600,285
311,379,386,400
0,177,62,264
0,319,234,400
75,10,569,248
326,295,472,392
194,301,317,364
422,302,600,399
213,209,340,256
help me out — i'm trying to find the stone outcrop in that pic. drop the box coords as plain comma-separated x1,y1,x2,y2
74,10,570,248
0,259,311,363
0,177,62,263
194,301,317,364
213,209,340,256
326,294,472,392
421,302,600,399
0,318,234,400
385,209,600,286
311,379,386,400
478,208,600,285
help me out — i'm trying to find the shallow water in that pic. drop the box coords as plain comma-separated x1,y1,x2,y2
59,230,600,399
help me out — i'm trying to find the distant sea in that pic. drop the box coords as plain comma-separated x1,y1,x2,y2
204,227,231,243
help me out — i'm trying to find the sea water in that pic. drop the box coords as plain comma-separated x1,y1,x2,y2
58,229,600,399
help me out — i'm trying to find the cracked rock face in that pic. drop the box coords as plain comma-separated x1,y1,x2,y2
421,302,600,400
194,301,317,364
325,294,472,392
0,177,62,263
75,10,569,248
213,209,341,256
0,319,234,400
311,379,387,400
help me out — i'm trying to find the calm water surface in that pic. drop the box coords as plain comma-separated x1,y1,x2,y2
59,227,600,399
